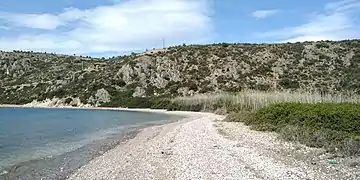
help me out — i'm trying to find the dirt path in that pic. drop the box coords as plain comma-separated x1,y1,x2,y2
69,112,359,180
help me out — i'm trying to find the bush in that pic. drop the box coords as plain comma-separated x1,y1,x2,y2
64,97,73,104
167,101,203,112
231,102,360,156
101,97,151,108
246,102,360,134
224,111,252,122
100,95,171,109
151,98,171,109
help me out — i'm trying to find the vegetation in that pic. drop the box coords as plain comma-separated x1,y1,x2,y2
1,39,360,106
1,40,360,156
226,103,360,156
168,91,360,156
167,90,360,112
100,96,170,109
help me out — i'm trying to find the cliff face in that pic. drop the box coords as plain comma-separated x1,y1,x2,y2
1,40,360,106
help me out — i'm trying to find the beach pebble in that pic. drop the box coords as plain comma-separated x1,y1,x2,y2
68,112,360,180
0,170,8,175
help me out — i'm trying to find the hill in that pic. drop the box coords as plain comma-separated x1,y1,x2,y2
1,40,360,106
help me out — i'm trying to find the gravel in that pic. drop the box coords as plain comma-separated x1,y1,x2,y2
68,112,360,180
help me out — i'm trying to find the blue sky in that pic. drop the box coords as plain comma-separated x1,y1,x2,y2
0,0,359,56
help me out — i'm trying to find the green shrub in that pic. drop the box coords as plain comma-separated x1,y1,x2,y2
246,102,360,134
167,101,203,112
100,94,171,109
64,97,73,104
233,102,360,156
224,111,252,122
151,98,171,109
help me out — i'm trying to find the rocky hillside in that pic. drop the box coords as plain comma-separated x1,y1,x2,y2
1,40,360,106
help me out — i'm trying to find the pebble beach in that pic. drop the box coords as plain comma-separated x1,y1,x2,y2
68,110,360,180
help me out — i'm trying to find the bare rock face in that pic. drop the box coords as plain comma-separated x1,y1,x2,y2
96,89,110,102
88,88,111,106
118,64,134,84
69,97,82,107
24,97,89,107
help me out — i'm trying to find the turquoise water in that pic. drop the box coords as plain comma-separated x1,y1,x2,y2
0,107,175,171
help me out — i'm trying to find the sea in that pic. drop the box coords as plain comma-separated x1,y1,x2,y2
0,107,179,180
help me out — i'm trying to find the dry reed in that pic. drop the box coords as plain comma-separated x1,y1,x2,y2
170,90,360,112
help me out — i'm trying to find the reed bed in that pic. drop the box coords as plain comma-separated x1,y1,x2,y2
168,90,360,112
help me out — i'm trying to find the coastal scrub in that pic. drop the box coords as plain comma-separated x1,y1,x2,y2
226,102,360,156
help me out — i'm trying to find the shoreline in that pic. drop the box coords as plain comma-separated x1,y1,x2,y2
68,110,359,180
0,107,201,180
0,104,165,112
0,104,187,115
0,104,213,180
0,104,211,118
0,126,144,180
2,105,359,179
0,109,191,180
68,111,213,180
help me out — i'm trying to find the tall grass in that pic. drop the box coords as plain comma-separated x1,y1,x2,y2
167,90,360,113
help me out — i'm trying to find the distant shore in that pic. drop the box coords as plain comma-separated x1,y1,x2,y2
0,104,169,113
0,104,211,118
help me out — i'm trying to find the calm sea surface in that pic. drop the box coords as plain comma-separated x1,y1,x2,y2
0,107,176,172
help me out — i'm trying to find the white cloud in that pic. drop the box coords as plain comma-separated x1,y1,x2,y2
251,9,278,19
0,0,213,55
324,0,360,12
254,0,360,42
0,12,64,29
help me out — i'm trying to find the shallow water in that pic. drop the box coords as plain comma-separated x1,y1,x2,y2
0,107,176,174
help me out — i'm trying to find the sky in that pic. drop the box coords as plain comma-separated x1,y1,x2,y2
0,0,359,57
